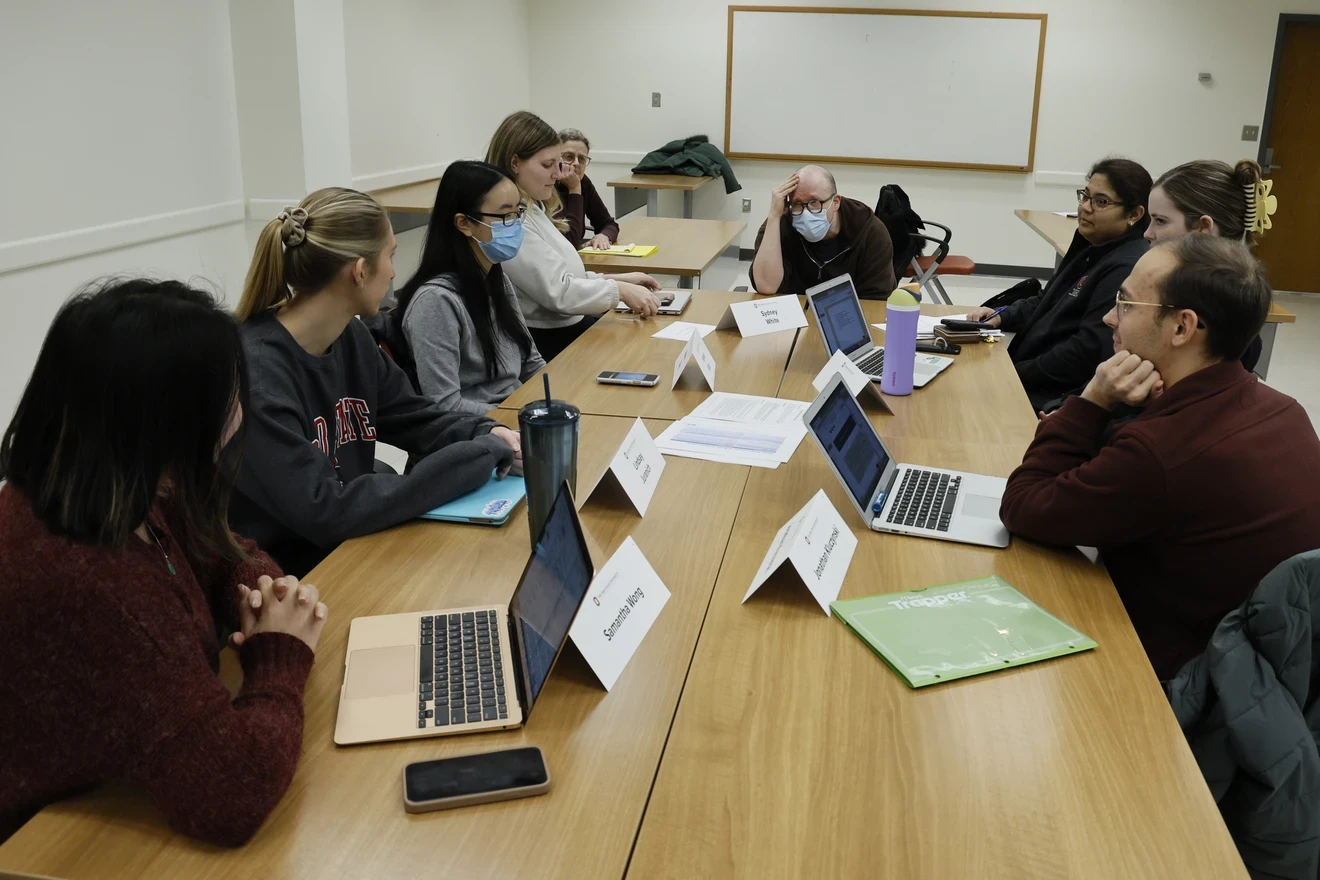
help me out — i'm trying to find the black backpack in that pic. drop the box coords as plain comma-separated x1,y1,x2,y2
874,184,927,281
980,277,1042,309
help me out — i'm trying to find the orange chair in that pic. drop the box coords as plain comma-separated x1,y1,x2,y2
907,221,975,305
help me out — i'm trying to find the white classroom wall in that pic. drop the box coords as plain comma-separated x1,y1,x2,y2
5,0,1317,427
525,0,1320,268
0,0,250,427
343,0,532,189
229,0,307,204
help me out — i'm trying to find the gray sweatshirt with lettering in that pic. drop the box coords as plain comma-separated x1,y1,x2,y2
230,312,513,576
401,271,546,416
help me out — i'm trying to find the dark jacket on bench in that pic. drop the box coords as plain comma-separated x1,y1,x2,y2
1167,550,1320,880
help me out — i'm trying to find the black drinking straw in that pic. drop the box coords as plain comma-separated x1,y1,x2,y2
542,373,551,408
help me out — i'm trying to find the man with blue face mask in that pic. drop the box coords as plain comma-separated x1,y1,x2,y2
750,165,896,299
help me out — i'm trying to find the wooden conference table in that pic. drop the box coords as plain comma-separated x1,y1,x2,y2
502,289,782,420
579,216,745,289
1015,209,1296,378
607,172,716,218
368,178,441,214
370,175,718,222
0,294,1247,879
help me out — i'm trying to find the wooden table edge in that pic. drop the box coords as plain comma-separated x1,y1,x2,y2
607,175,716,191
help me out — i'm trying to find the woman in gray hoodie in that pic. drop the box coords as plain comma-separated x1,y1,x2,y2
392,161,546,415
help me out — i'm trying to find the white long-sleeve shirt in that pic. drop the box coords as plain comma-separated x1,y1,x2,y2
503,201,620,329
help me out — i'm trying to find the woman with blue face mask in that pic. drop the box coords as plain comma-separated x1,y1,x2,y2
392,161,547,415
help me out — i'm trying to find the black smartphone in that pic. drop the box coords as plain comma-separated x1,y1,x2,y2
403,746,550,813
940,319,989,331
597,371,661,386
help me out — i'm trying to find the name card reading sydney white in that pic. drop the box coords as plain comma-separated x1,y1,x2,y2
568,537,670,690
671,325,717,391
743,489,858,615
584,417,666,516
716,294,808,337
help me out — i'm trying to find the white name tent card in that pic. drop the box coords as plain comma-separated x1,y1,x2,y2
569,537,671,690
810,350,892,413
716,294,808,337
743,489,858,614
671,325,717,391
582,417,666,516
652,321,716,341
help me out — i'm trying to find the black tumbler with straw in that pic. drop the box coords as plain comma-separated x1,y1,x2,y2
518,373,580,545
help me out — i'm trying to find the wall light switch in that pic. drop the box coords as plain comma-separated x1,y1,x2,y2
1241,124,1260,142
652,92,661,108
742,198,752,213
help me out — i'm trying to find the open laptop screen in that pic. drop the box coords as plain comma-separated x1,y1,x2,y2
809,382,890,511
811,278,871,357
508,483,593,711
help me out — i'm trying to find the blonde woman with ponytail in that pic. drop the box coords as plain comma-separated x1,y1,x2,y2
1146,158,1275,371
486,110,662,361
230,187,520,575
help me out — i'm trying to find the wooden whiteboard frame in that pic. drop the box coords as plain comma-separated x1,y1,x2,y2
723,6,1048,173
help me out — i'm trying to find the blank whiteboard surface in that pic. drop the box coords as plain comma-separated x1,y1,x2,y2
727,9,1046,171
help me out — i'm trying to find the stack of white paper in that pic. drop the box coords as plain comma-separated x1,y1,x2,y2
655,392,809,468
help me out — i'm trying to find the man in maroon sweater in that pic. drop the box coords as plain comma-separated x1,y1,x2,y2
1001,235,1320,680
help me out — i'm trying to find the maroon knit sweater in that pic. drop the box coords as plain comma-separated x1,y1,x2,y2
0,485,315,847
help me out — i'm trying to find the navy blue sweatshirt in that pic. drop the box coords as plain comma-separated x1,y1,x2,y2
230,312,513,576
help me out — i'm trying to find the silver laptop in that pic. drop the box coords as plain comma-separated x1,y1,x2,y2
804,375,1009,548
805,274,952,388
334,482,593,745
615,288,691,315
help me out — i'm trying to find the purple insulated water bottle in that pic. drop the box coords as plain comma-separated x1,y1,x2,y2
880,288,920,396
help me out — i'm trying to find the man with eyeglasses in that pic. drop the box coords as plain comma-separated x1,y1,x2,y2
1000,235,1320,682
750,165,896,299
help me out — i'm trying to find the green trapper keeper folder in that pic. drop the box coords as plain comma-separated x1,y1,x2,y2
829,575,1097,688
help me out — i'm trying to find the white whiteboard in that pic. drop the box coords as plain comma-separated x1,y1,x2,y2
725,7,1047,172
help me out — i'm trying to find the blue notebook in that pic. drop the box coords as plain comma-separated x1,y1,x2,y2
420,474,526,525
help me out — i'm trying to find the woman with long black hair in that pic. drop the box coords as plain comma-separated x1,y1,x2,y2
0,278,327,846
392,160,546,413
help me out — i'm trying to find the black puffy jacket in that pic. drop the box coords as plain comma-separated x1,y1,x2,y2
1167,550,1320,880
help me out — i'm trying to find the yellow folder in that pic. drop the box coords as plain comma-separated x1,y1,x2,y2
579,243,658,257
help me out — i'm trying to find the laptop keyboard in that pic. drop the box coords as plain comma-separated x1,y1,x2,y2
885,469,961,532
854,348,885,376
418,610,507,728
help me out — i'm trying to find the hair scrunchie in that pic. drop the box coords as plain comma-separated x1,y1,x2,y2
277,206,309,247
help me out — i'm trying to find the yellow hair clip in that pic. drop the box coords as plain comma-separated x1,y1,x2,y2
1245,179,1278,236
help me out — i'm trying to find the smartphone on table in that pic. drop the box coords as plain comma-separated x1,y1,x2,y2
403,746,550,813
596,371,660,386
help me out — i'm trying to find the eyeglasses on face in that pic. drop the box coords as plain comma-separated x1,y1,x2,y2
1114,291,1174,314
1078,189,1123,211
474,204,528,227
1114,292,1206,327
560,152,591,167
788,195,836,215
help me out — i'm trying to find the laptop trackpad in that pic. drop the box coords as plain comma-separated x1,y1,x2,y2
962,494,1002,520
345,645,415,700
